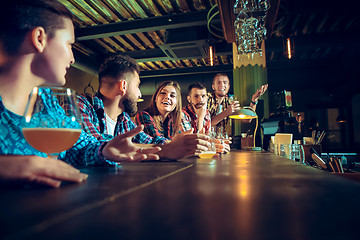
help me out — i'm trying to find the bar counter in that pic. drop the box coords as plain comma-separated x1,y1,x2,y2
1,151,360,240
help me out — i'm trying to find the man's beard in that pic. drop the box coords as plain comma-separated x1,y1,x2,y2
122,96,138,117
193,102,205,109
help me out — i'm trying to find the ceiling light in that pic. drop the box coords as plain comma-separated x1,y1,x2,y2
284,37,295,59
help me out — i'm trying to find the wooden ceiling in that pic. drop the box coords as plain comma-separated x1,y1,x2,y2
60,0,360,77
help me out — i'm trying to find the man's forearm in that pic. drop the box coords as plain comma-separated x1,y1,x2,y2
196,114,205,133
211,111,228,126
250,101,257,111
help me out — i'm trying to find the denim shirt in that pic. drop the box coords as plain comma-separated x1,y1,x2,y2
0,89,109,168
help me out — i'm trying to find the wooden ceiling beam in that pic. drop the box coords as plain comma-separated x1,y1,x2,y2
140,64,233,78
217,0,236,43
76,10,209,41
266,0,281,37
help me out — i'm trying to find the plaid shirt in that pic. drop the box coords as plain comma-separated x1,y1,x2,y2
207,92,232,133
0,89,108,168
77,92,167,144
182,104,211,134
135,111,192,140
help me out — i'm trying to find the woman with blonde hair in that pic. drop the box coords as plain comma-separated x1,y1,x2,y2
135,81,191,140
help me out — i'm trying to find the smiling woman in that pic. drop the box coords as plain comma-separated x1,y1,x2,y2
135,81,192,140
155,85,178,116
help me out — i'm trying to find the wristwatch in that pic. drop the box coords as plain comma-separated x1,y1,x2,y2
251,99,258,105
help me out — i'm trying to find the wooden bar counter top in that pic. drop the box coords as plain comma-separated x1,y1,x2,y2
1,151,359,240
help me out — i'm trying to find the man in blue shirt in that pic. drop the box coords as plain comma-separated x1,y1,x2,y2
0,0,161,188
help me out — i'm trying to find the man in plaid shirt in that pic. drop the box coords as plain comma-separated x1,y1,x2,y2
182,83,211,135
78,91,167,144
207,73,268,134
78,55,210,160
183,83,230,153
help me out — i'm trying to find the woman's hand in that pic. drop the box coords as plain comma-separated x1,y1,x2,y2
159,129,211,160
0,155,88,188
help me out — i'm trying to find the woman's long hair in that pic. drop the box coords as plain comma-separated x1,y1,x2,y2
145,81,182,136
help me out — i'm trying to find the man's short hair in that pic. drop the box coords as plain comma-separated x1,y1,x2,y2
212,73,229,84
98,55,140,87
188,83,207,95
0,0,73,55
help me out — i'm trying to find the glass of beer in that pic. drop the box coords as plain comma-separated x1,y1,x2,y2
198,142,216,158
22,87,82,158
198,129,217,159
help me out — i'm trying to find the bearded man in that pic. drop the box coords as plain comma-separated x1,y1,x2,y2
182,83,211,134
77,55,211,160
183,83,231,154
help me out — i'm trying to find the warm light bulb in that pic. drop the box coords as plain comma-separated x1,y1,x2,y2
286,38,292,59
209,45,214,66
